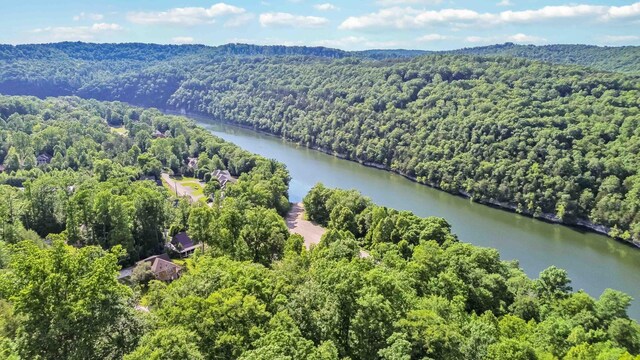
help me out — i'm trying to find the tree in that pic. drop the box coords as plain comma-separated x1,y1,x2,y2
239,207,288,266
1,241,139,360
537,266,573,300
238,312,338,360
131,261,155,287
187,205,214,249
203,178,221,198
486,339,536,360
124,327,204,360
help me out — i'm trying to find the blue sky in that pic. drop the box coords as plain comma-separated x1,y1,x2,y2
3,1,639,50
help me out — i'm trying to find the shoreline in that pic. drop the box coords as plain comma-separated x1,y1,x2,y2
167,108,640,250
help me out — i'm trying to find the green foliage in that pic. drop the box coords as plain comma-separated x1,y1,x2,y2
124,327,204,360
0,241,141,360
0,59,639,359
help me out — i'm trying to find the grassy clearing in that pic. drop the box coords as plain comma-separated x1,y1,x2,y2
180,181,204,197
109,126,128,136
163,175,204,198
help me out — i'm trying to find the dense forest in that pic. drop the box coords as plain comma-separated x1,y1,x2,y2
0,95,639,359
444,43,640,75
0,42,639,246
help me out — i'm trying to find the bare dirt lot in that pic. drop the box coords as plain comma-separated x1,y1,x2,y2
286,202,326,249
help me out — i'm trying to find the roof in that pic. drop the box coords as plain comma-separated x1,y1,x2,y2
37,153,51,161
212,169,236,187
137,253,171,265
118,267,134,279
172,232,197,253
151,257,181,275
152,130,166,138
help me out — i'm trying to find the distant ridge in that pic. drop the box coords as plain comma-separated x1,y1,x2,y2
1,41,638,73
442,42,640,74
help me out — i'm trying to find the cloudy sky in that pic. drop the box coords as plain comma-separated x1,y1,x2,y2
3,0,639,50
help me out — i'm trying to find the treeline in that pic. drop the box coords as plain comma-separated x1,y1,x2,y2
1,43,640,244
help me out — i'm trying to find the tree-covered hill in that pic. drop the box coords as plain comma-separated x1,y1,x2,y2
1,42,640,245
445,43,640,74
0,42,349,61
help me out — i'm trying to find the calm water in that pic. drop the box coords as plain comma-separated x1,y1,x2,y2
194,116,640,319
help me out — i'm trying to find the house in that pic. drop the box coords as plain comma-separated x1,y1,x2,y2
212,169,235,189
187,157,198,169
168,232,198,258
138,253,182,281
36,153,51,166
152,130,166,138
118,253,182,282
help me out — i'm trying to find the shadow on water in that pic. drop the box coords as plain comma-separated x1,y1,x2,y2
195,118,640,319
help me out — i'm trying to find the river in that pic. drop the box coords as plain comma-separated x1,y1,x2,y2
193,116,640,319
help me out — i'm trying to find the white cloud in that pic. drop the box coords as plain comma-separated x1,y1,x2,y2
31,23,122,41
127,3,245,26
259,12,329,27
224,13,256,27
603,2,640,20
171,36,195,44
340,7,493,30
73,12,104,21
465,33,546,44
314,3,338,11
496,0,512,7
417,33,449,42
376,0,442,5
339,2,640,30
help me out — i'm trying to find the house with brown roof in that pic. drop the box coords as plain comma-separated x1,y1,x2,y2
118,253,183,282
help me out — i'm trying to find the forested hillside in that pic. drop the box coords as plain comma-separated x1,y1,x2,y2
1,43,639,245
1,94,639,359
445,43,640,74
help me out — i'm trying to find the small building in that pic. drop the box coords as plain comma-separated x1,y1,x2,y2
212,169,235,189
118,253,182,282
152,130,166,138
36,153,51,166
139,253,182,281
169,232,198,258
187,157,198,169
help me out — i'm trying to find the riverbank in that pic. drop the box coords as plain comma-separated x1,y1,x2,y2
167,109,639,249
